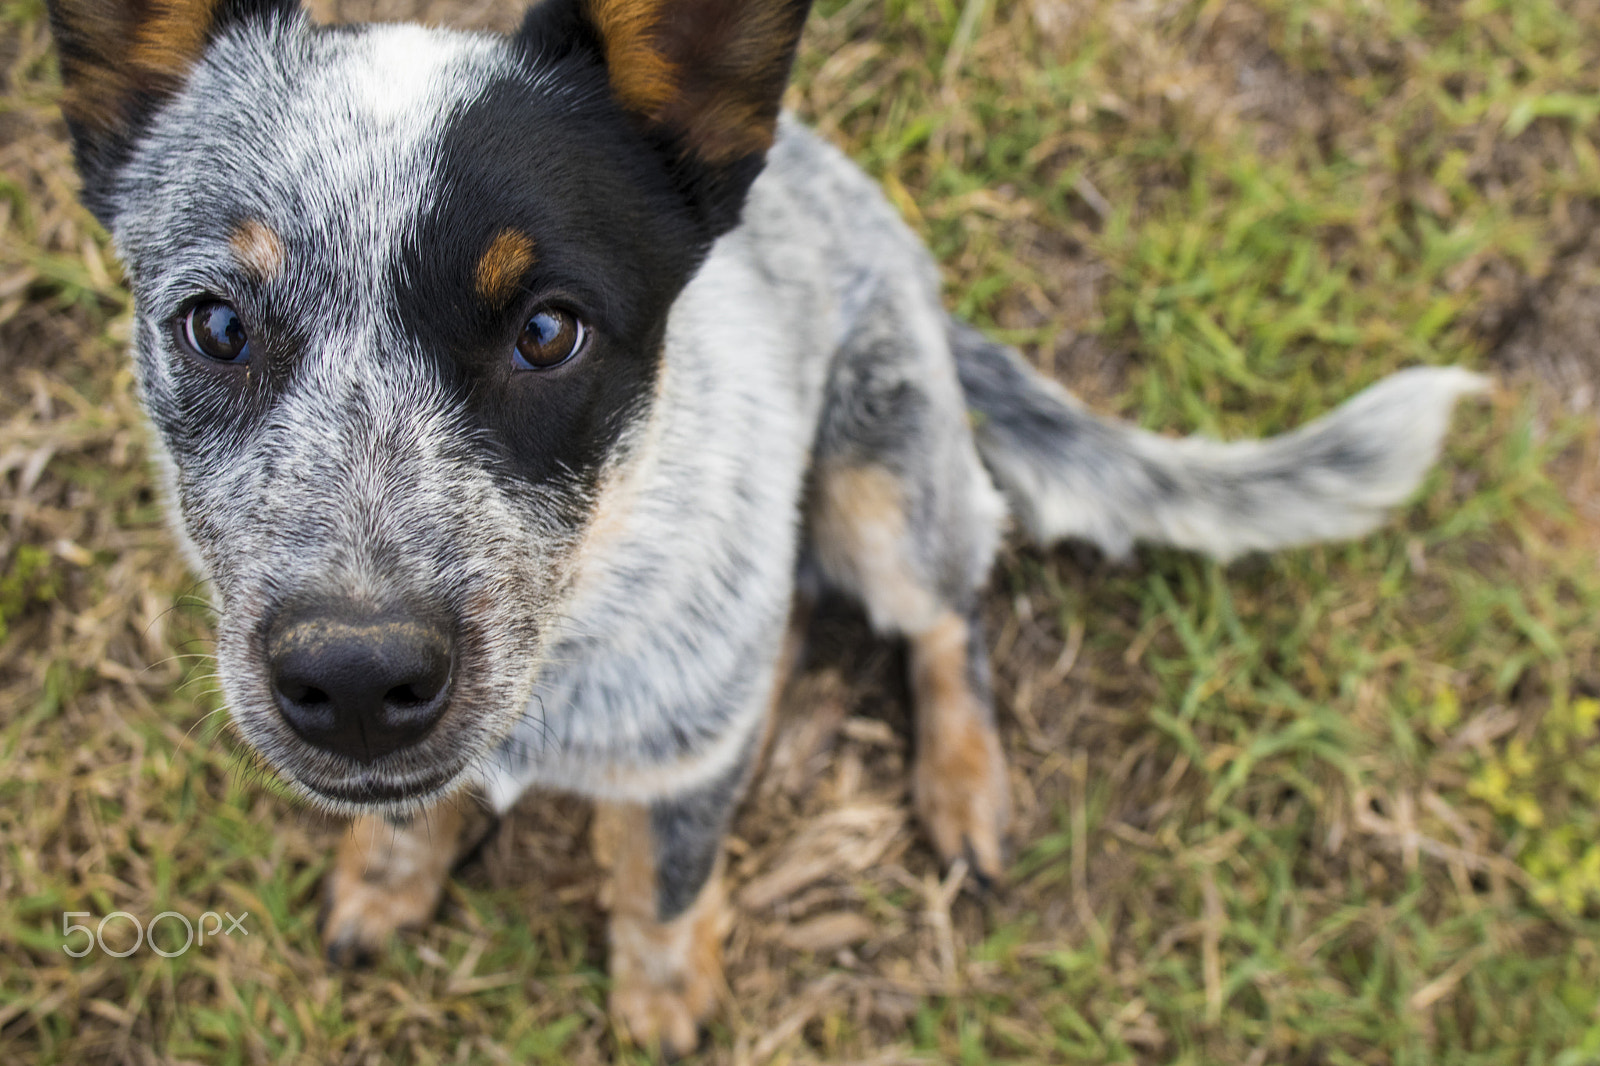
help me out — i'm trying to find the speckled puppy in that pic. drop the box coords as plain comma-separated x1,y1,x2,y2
45,0,1485,1053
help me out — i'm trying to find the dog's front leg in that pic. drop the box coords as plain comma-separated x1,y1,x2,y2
320,793,490,966
593,779,740,1058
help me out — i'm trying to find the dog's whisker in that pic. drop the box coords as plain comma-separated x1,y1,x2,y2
180,704,233,748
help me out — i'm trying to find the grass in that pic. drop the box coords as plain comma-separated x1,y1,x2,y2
4,0,1600,1062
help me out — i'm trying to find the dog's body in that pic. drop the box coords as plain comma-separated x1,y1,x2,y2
45,0,1484,1053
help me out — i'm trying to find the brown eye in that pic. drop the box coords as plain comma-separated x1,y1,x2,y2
180,301,250,363
513,308,586,370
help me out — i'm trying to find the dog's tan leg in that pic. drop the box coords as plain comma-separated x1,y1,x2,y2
321,793,483,965
594,800,732,1058
812,461,1011,885
908,609,1010,886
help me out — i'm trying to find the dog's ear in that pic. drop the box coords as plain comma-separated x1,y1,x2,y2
519,0,812,234
47,0,299,223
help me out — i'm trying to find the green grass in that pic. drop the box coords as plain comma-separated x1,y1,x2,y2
4,0,1600,1062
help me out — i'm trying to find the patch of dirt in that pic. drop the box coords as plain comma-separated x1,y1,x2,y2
1488,202,1600,412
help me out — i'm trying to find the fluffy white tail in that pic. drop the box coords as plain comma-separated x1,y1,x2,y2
950,320,1488,561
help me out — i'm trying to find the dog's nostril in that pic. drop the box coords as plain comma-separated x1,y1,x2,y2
267,608,454,765
385,684,425,706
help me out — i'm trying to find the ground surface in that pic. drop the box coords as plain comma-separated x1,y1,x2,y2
4,0,1600,1062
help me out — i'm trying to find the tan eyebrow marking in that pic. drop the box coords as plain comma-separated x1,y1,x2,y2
475,229,537,305
228,219,286,281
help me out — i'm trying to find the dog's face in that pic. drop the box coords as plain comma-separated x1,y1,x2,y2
47,0,810,812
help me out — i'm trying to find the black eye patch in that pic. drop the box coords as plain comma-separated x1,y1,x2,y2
386,68,708,496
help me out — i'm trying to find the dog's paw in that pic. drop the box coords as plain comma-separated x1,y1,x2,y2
319,811,461,967
610,972,714,1060
320,862,446,966
607,876,730,1059
914,718,1012,889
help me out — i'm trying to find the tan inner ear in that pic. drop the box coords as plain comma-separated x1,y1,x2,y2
664,88,776,166
584,0,803,166
58,66,134,135
54,0,224,134
129,0,223,80
588,0,681,116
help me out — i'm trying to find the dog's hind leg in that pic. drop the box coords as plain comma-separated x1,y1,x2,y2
809,287,1012,884
905,604,1011,884
320,793,492,966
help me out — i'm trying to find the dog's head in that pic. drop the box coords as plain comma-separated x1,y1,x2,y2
47,0,811,812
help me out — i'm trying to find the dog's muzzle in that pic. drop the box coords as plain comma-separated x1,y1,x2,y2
266,605,454,764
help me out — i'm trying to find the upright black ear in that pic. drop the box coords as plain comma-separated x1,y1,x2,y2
46,0,299,223
519,0,813,235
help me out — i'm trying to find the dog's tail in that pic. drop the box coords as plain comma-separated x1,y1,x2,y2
948,319,1488,561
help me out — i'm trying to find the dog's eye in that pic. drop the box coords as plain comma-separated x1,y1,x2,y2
513,308,586,370
180,301,250,363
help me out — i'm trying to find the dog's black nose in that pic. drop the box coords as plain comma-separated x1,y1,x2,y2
267,609,453,763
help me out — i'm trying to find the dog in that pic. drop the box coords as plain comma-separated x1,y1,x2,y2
43,0,1486,1053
